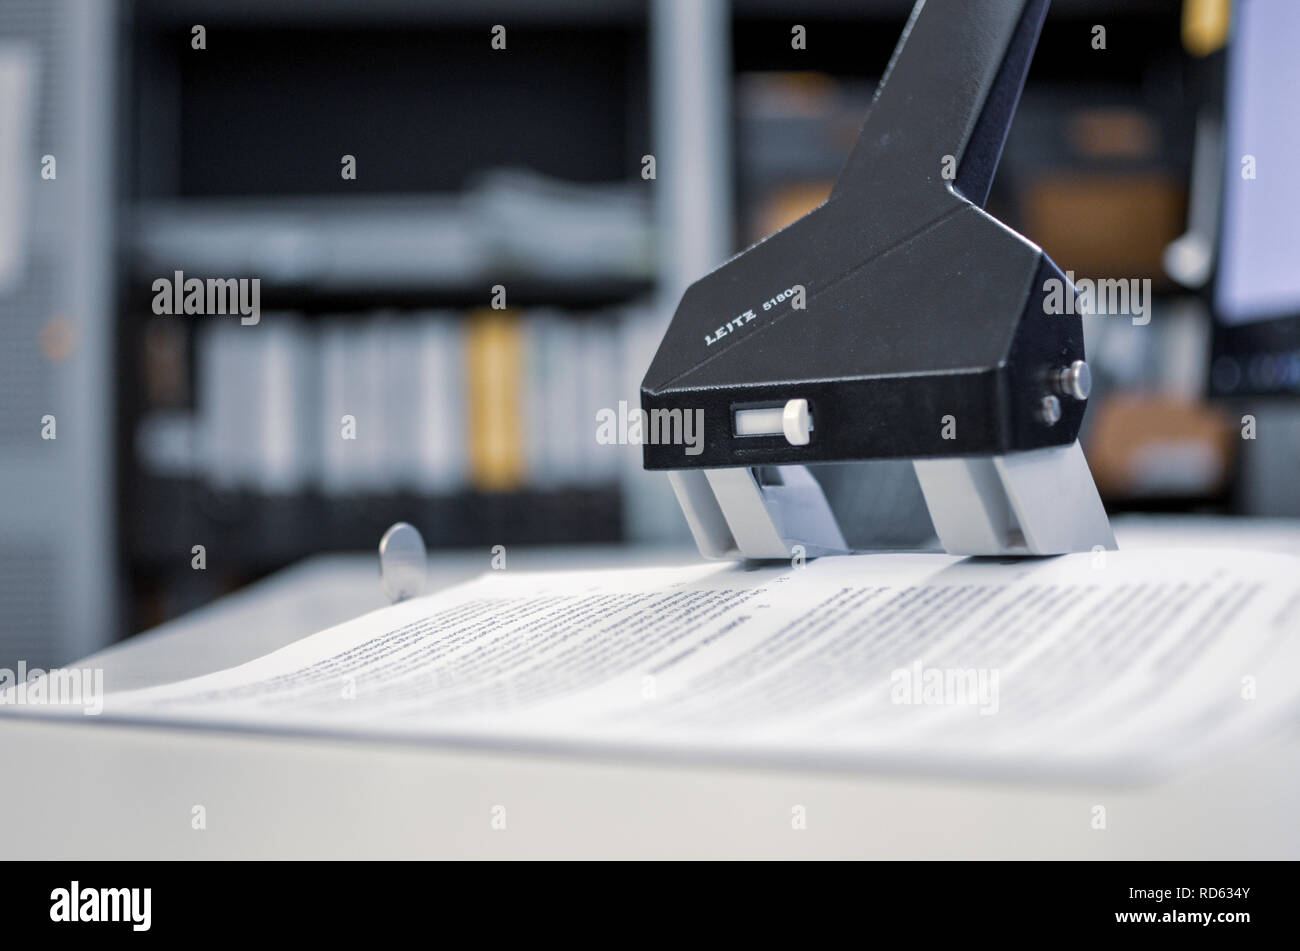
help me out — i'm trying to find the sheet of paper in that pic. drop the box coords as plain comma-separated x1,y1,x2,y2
22,549,1300,779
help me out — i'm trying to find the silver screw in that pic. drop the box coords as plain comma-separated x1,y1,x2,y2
1039,394,1062,426
1056,360,1091,401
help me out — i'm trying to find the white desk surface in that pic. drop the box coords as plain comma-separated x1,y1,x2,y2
4,517,1299,859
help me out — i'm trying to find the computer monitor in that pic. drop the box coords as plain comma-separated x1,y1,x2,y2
1210,0,1300,396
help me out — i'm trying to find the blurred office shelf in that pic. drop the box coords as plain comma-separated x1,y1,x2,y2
131,0,651,27
130,177,657,293
126,279,656,315
112,0,1207,640
115,1,655,637
731,1,1192,253
135,0,1179,25
125,478,622,569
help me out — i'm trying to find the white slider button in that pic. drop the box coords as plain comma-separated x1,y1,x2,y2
733,400,814,445
782,398,812,446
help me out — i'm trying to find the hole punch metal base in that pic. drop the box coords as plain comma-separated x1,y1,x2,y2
669,441,1114,561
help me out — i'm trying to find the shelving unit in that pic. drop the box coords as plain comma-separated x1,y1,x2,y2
115,2,660,632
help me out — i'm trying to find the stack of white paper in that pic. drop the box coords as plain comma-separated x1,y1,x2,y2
55,548,1300,780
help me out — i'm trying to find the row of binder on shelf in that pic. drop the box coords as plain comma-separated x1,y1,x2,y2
136,309,637,496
